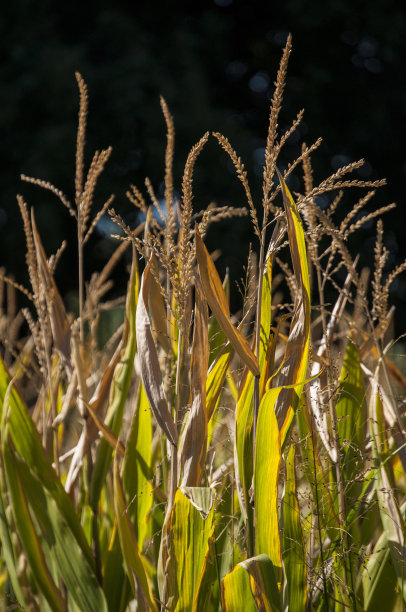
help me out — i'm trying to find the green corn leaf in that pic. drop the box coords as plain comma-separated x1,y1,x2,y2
360,501,406,611
296,399,339,536
102,525,132,612
206,342,233,422
221,562,256,612
9,449,108,612
282,444,307,611
91,245,139,508
0,359,94,569
235,370,255,551
362,535,397,611
235,256,274,555
166,487,216,611
254,387,282,571
336,339,366,485
113,451,157,611
221,554,282,612
0,465,28,609
2,435,66,612
259,255,273,374
122,382,154,551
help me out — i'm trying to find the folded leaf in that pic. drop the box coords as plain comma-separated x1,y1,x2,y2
136,259,178,446
195,226,259,377
179,276,209,486
370,388,406,602
273,173,310,445
31,209,71,365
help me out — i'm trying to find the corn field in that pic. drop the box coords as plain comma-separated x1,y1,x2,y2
0,36,405,611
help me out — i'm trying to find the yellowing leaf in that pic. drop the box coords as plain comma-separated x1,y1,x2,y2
2,437,66,612
273,173,310,445
0,357,95,569
282,444,307,611
235,370,255,550
254,387,282,570
113,452,157,611
195,226,259,377
221,555,281,612
123,382,154,551
206,343,233,421
91,245,139,506
166,488,216,611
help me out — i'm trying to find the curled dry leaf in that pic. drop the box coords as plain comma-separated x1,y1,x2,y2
31,209,71,366
136,259,178,446
178,274,209,486
195,225,259,377
149,255,171,353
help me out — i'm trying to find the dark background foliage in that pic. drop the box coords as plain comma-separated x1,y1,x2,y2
1,0,405,330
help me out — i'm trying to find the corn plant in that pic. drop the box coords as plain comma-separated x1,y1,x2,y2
0,35,405,611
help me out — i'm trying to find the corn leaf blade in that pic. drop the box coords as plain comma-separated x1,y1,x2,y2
91,245,139,506
136,258,178,445
274,173,310,445
178,276,209,486
122,382,154,550
221,555,281,612
254,387,282,570
2,438,66,612
0,358,95,568
195,226,259,377
370,390,406,602
113,452,158,611
166,487,216,611
282,444,307,611
11,450,108,612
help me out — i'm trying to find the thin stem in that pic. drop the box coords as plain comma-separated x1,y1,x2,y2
310,419,329,610
316,263,352,603
252,228,265,554
78,223,84,343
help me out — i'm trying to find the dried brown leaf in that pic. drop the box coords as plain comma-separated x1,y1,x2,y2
195,225,259,377
136,259,178,446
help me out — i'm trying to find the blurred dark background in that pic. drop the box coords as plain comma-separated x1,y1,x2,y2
1,0,405,332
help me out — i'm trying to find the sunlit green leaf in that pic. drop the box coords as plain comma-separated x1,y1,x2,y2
222,554,281,612
166,488,216,611
122,382,154,551
282,444,307,611
254,388,282,571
